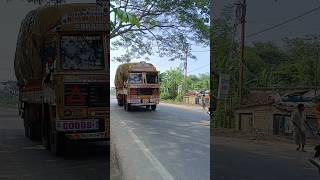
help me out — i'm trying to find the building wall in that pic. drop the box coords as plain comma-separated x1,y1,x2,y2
235,105,277,133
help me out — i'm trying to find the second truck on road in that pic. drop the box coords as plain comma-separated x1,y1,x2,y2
115,62,160,111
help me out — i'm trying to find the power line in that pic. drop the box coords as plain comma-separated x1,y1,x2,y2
188,64,210,74
246,5,320,38
190,49,210,52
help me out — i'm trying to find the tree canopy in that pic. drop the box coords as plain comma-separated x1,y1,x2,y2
110,0,210,62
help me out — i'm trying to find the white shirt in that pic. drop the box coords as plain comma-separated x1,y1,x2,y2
291,111,306,132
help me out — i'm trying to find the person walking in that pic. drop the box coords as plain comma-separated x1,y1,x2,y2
201,94,206,110
291,103,307,152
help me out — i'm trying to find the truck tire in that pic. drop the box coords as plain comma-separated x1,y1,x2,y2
118,96,123,106
124,96,131,111
127,104,131,111
151,105,157,111
41,104,50,150
124,102,132,111
24,105,39,140
49,123,66,156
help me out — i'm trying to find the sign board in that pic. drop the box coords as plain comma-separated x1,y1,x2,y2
61,8,106,25
217,73,230,100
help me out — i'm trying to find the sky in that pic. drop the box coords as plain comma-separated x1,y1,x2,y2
214,0,320,44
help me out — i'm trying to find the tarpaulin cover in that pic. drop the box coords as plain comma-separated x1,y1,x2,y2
14,3,102,87
114,62,157,88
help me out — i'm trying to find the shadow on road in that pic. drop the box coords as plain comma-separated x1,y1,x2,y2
125,106,156,112
63,141,110,160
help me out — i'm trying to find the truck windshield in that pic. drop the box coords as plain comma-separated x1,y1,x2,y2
146,72,158,84
128,73,142,84
61,35,104,70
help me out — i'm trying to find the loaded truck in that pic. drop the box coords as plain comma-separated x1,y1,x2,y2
14,3,109,155
115,62,160,111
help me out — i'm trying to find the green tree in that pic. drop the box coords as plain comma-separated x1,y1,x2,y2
160,68,184,100
110,0,210,62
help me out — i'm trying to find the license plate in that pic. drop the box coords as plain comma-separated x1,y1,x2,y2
56,119,99,132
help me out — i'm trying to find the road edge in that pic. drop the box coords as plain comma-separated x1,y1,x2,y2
111,137,122,180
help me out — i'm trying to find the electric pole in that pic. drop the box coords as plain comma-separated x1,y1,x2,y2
316,37,319,97
184,48,188,78
239,0,246,104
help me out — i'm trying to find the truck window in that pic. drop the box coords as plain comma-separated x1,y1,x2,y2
128,73,142,84
61,35,104,70
146,73,158,84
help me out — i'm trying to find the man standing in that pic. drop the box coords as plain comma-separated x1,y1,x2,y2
291,103,307,152
201,94,206,110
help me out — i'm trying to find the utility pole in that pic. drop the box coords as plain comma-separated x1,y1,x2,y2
239,0,246,104
184,48,188,78
316,37,319,97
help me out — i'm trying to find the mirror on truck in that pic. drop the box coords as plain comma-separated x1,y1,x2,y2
44,45,55,71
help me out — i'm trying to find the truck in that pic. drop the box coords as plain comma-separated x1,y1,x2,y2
14,3,109,155
115,62,160,111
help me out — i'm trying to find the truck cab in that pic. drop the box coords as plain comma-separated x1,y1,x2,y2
115,62,160,111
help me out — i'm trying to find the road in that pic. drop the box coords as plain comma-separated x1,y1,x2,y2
211,136,320,180
111,96,210,180
0,107,109,180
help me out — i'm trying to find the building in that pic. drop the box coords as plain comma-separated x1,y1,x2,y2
183,90,210,105
234,88,320,136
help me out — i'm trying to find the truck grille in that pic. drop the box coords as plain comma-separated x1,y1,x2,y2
64,84,108,107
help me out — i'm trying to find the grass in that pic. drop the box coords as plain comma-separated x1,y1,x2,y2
160,99,185,105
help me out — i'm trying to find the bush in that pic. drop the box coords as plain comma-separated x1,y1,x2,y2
160,92,171,100
175,95,183,102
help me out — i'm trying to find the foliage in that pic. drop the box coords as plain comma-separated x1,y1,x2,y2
110,0,209,62
160,68,209,101
0,81,18,105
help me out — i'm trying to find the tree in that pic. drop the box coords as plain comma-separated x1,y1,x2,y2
110,0,210,62
160,68,184,99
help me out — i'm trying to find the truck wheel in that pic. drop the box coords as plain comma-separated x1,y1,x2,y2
118,97,123,106
146,105,150,109
23,106,30,138
24,124,30,138
151,105,157,111
24,106,38,140
127,104,131,111
50,123,66,156
124,96,130,111
41,104,50,150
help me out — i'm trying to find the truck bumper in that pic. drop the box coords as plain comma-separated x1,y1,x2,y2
65,132,109,141
130,103,158,106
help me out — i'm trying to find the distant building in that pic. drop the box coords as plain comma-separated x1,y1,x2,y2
234,88,320,136
183,90,210,105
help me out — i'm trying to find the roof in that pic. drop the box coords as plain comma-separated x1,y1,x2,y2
239,90,276,108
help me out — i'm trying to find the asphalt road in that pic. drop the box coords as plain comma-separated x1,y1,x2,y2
111,97,210,180
211,137,320,180
0,107,109,180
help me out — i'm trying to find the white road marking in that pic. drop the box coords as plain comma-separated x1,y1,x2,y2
121,120,175,180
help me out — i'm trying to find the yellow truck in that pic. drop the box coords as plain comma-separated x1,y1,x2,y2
115,62,160,111
14,3,109,155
